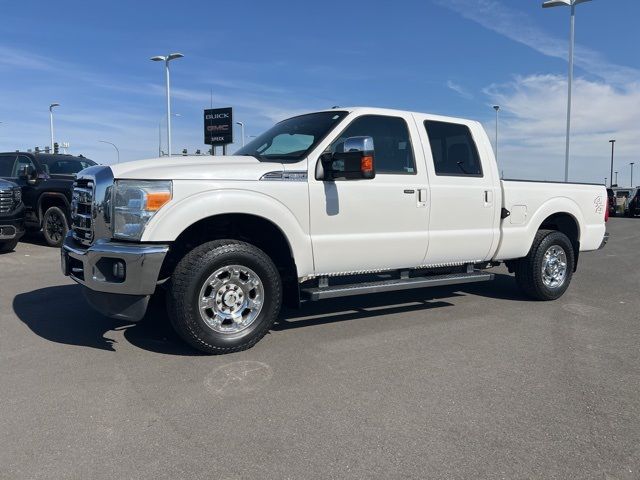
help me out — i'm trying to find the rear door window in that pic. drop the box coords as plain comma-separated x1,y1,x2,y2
424,121,483,177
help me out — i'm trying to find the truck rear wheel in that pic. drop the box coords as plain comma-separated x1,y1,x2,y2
514,229,575,301
167,240,282,354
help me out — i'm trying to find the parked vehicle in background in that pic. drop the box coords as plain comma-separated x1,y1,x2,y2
0,152,96,247
624,187,640,217
0,178,25,252
607,188,617,217
612,188,633,217
61,107,608,354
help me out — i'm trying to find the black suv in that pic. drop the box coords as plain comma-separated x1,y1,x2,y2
0,178,25,252
0,152,96,247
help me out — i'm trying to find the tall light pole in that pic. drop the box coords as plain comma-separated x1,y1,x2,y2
492,106,500,163
543,0,592,182
631,162,635,188
158,113,180,156
614,171,618,186
49,103,60,151
236,121,246,147
151,53,184,157
609,139,616,187
99,140,120,164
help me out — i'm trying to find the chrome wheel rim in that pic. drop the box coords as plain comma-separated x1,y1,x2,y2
541,245,567,289
198,265,264,334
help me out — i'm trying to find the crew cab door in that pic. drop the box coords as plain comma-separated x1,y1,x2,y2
415,117,500,264
308,112,430,274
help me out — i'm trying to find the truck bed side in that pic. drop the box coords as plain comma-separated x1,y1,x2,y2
494,180,607,261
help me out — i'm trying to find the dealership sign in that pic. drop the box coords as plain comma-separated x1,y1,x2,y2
204,107,233,145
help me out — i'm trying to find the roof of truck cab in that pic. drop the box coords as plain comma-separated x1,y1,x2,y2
318,106,481,126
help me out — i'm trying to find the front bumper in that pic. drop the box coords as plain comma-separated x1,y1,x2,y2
61,233,169,321
0,215,25,241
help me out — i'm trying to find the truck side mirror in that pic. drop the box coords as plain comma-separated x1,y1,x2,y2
19,165,37,184
318,136,375,181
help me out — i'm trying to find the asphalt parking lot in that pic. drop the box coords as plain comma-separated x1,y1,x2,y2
1,218,639,480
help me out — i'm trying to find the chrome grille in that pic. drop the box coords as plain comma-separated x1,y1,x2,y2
72,178,95,246
0,189,13,214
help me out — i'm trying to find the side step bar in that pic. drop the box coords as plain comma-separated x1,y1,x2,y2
302,270,494,301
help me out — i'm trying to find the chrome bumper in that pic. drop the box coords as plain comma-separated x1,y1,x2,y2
61,232,169,296
598,232,610,250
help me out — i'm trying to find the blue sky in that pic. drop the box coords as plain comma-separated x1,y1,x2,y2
0,0,638,183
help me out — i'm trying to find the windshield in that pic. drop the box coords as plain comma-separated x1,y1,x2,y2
236,111,347,161
40,156,96,175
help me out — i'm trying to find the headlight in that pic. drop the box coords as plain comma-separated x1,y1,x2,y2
113,180,172,240
13,187,22,204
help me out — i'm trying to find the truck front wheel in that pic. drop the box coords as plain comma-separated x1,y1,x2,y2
167,240,282,354
0,239,18,253
42,206,68,247
514,229,575,301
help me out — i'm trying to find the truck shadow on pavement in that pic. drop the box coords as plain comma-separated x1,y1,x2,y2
12,273,526,355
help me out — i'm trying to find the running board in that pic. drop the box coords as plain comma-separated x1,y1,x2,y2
301,271,494,301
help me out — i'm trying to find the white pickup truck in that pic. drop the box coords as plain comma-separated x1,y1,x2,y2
61,107,608,353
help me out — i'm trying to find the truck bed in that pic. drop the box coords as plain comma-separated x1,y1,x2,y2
494,179,607,261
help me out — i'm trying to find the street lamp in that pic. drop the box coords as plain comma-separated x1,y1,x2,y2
158,113,180,156
492,106,500,163
99,140,120,164
151,53,184,156
543,0,592,182
49,103,60,151
609,139,616,187
236,121,246,147
631,162,635,188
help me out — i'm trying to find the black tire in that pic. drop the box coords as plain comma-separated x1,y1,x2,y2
514,229,575,301
42,206,68,247
166,240,282,354
0,239,18,253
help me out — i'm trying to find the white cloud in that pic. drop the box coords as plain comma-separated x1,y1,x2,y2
0,46,58,71
484,74,640,184
433,0,640,85
446,80,473,99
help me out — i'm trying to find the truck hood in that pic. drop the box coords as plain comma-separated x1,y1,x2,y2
109,155,285,181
